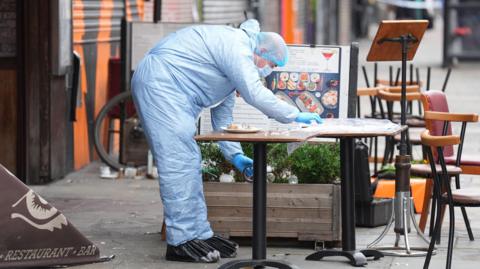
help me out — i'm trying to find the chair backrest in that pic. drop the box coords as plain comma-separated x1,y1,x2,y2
385,85,421,94
421,130,460,210
420,91,454,158
376,89,422,121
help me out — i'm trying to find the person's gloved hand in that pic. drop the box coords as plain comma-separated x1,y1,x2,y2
232,154,253,177
294,112,323,124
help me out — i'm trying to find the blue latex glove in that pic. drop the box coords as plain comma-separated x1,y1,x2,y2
232,154,253,177
294,112,323,124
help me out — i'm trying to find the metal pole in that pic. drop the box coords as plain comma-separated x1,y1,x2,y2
399,36,408,156
341,138,356,250
153,0,161,23
442,68,452,92
253,142,267,260
443,0,450,67
393,36,412,236
426,67,431,91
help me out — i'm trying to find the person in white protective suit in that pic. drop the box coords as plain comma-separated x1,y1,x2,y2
131,19,323,263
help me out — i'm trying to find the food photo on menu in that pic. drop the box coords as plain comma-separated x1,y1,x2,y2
266,71,340,119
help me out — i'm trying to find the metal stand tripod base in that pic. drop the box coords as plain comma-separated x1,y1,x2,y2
368,196,434,257
218,259,299,269
306,249,383,267
372,246,430,257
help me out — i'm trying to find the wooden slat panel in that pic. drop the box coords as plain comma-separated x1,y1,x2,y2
212,229,337,240
209,218,333,232
208,207,333,219
204,182,334,194
205,193,334,208
204,183,341,242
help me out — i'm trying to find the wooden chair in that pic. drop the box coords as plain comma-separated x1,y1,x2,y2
376,89,425,165
375,63,424,118
357,86,425,174
367,85,424,125
418,91,480,239
421,91,480,175
421,130,480,269
356,86,383,173
379,85,425,128
368,89,430,213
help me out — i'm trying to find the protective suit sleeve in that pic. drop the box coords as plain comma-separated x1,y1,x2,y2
215,36,299,123
210,92,243,162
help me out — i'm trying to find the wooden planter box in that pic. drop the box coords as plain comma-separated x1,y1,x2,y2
204,182,341,243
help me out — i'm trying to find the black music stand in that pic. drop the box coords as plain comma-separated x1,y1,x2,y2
366,20,432,256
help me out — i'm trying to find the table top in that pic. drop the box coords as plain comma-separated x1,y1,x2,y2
195,118,407,143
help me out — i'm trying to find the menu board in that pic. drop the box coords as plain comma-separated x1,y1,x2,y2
265,46,342,119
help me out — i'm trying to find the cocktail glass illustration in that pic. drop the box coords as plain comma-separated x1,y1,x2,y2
321,49,336,72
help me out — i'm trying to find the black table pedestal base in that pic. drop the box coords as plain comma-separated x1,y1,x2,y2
306,249,383,267
217,143,300,269
218,259,299,269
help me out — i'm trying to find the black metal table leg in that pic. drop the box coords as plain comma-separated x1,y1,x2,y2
306,137,383,266
219,142,297,269
253,142,267,260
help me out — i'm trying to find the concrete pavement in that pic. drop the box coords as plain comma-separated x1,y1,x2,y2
32,17,480,269
32,162,480,269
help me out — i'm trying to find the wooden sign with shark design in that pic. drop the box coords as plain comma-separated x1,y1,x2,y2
0,164,110,268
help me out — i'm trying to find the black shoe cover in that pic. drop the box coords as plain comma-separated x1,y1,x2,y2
203,235,239,258
166,239,220,263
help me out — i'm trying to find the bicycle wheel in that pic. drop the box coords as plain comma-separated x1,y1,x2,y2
94,91,148,170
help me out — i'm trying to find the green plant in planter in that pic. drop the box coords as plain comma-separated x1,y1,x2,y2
199,141,340,184
240,142,294,183
289,143,340,184
199,142,253,182
267,143,291,183
377,163,396,179
198,142,234,181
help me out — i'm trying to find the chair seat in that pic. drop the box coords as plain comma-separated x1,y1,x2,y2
394,128,425,145
392,117,426,128
394,134,422,145
364,114,384,119
442,188,480,205
410,163,462,176
406,118,426,128
444,155,480,166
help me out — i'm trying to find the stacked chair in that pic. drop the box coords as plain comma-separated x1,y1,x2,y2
421,123,479,269
359,63,427,173
356,65,456,215
418,91,480,240
376,86,425,166
358,64,452,170
358,63,479,269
